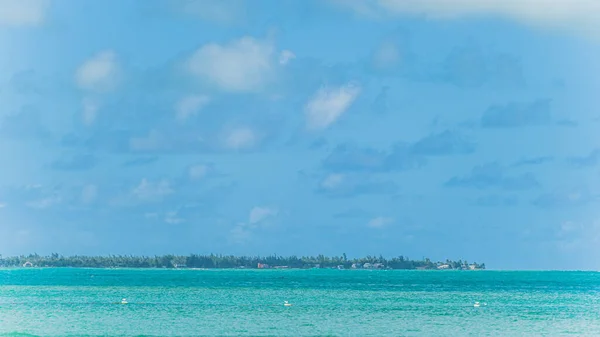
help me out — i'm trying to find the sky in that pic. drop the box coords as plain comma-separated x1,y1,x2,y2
1,0,599,270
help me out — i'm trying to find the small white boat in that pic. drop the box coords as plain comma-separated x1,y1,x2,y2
284,301,292,307
121,298,128,304
474,302,480,307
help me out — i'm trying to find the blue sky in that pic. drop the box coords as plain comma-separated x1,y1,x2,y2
1,0,600,269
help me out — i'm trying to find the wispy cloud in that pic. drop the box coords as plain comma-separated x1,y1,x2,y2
367,216,394,229
50,154,96,171
317,173,398,198
332,0,600,37
321,130,473,173
446,163,540,190
512,156,554,168
481,99,551,128
567,149,600,168
132,179,174,201
0,0,49,27
305,83,361,130
533,188,597,208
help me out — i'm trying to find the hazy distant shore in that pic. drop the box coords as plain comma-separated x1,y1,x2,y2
0,253,485,270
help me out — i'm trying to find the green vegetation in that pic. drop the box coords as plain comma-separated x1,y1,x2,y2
0,253,485,270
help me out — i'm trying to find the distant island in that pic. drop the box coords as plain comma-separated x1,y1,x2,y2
0,253,485,270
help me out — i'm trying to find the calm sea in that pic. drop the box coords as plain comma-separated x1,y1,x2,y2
1,269,599,336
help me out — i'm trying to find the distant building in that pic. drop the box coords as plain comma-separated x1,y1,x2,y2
351,263,360,269
257,263,270,269
437,264,450,270
22,261,33,268
337,265,345,270
363,263,373,269
469,264,477,270
373,263,384,269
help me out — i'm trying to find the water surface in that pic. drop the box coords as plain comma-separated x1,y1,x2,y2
1,269,599,336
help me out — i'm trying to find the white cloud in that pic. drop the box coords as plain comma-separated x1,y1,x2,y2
333,0,600,36
229,223,252,244
0,0,49,27
81,97,99,126
75,50,119,92
228,206,279,244
165,211,185,224
26,195,61,209
249,206,278,224
175,95,210,121
321,173,345,189
132,179,174,200
224,127,257,150
81,184,97,204
186,37,279,92
144,212,159,219
279,50,296,65
305,83,361,130
188,164,209,180
367,216,394,228
372,40,400,69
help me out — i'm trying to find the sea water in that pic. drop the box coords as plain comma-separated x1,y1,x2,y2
1,269,600,336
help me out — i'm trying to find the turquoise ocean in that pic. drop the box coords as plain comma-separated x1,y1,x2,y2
1,269,599,336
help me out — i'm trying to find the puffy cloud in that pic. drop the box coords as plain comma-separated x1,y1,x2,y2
249,206,278,224
75,50,119,92
223,127,257,150
305,83,361,130
175,95,210,122
228,206,279,244
186,37,280,92
0,0,49,27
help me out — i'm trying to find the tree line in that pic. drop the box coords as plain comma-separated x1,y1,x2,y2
0,253,485,270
